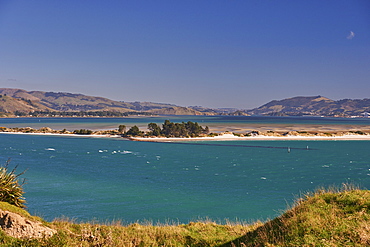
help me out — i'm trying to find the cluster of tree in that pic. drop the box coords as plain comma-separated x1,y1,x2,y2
125,125,144,136
24,111,153,117
14,111,28,116
123,120,209,137
73,129,93,135
20,98,33,105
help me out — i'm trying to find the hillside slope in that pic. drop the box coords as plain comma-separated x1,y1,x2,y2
0,88,136,112
248,96,370,116
0,94,52,115
2,88,370,117
224,186,370,246
0,88,205,115
148,106,212,115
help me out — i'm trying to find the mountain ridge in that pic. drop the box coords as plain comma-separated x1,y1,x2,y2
0,88,369,117
0,88,208,115
247,95,370,116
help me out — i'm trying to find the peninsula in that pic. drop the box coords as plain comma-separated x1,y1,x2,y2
1,121,370,141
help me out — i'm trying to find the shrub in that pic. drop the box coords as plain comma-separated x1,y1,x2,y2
125,125,143,137
73,129,93,135
0,160,26,208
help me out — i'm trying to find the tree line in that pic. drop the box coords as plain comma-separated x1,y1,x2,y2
123,120,210,137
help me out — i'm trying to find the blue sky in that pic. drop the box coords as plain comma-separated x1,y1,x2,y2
0,0,369,109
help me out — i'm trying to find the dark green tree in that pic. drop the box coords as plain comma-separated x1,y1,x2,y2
148,123,161,136
118,125,126,134
184,121,202,136
126,125,143,137
73,129,93,135
160,120,208,137
161,120,174,137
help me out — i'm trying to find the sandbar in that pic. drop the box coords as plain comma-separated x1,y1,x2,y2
2,125,370,141
129,133,370,142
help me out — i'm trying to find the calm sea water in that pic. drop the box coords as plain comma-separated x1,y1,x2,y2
0,116,370,224
1,115,370,131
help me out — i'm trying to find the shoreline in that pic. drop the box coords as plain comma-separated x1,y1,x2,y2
0,131,123,139
129,133,370,142
2,127,370,141
3,131,368,141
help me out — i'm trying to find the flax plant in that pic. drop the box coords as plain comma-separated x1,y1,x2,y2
0,159,26,208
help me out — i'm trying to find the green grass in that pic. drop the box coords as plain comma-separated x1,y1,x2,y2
1,185,370,246
226,184,370,246
0,219,257,246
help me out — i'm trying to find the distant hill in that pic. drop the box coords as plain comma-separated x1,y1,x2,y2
148,106,210,115
247,96,370,116
1,89,369,117
188,106,243,115
0,94,52,115
0,88,206,116
0,88,135,112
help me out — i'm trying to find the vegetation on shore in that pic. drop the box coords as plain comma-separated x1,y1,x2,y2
0,120,214,138
123,120,210,137
0,161,369,246
1,124,370,139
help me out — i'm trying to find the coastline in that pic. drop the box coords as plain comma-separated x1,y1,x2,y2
3,131,370,141
0,131,123,139
2,126,370,141
129,133,370,142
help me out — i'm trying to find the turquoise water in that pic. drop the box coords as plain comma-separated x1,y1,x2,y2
1,133,369,224
0,116,370,224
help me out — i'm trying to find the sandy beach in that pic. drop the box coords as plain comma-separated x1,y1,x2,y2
205,123,370,134
0,131,122,138
2,124,370,142
129,133,370,142
2,130,370,141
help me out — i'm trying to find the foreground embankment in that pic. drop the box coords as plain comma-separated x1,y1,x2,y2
1,185,369,246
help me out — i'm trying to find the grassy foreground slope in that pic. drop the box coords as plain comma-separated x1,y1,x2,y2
1,186,370,246
224,185,370,247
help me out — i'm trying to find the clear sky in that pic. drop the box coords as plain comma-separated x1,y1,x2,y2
0,0,369,109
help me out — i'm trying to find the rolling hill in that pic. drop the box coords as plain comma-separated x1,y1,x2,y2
1,88,369,117
0,94,52,116
0,88,206,115
247,96,370,117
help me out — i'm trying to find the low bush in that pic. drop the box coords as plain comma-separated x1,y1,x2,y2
0,160,26,208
